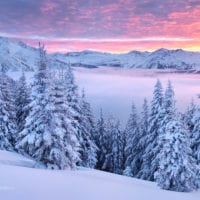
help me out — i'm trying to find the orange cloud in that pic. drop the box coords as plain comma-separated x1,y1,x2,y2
1,0,200,52
21,38,200,53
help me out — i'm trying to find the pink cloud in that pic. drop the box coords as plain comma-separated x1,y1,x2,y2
40,1,57,13
20,38,200,54
1,0,200,52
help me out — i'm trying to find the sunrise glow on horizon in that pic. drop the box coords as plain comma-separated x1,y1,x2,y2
0,0,200,53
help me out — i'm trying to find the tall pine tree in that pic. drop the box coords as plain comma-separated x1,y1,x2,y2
47,77,80,169
140,80,163,181
102,117,124,174
15,72,30,135
17,45,80,169
95,109,109,170
78,90,97,168
0,65,17,150
191,102,200,164
155,81,197,192
124,103,140,177
17,44,51,158
137,98,149,178
183,99,196,134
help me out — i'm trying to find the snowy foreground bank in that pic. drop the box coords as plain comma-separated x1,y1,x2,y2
0,151,199,200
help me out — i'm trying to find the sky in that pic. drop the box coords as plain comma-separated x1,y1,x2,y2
0,0,200,53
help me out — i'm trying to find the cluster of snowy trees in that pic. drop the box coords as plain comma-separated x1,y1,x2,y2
1,44,200,192
94,80,200,192
0,45,97,170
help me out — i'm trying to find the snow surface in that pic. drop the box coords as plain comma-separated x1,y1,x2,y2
0,150,199,200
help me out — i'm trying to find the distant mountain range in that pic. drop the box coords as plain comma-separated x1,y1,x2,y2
1,37,200,72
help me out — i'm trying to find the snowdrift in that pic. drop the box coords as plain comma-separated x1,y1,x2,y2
0,150,199,200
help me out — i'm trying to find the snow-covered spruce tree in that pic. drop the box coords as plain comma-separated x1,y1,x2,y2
140,98,149,139
191,101,200,165
157,81,176,149
94,109,109,170
6,72,18,146
137,98,149,178
64,65,98,168
17,45,80,169
123,103,141,177
160,80,175,126
0,65,17,150
155,121,198,192
46,78,80,169
155,81,198,192
112,120,125,175
102,117,124,174
15,72,30,135
16,44,50,158
64,64,81,126
140,80,163,181
78,90,97,168
183,99,196,134
64,64,87,162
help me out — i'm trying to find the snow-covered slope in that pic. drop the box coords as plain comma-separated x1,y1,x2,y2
53,48,200,70
0,150,199,200
1,37,200,71
0,37,38,71
0,37,65,71
135,48,200,70
52,50,149,68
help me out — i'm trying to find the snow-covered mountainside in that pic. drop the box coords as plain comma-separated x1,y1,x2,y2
53,48,200,71
1,37,200,71
52,50,150,68
0,37,40,71
134,48,200,70
0,37,65,71
0,150,199,200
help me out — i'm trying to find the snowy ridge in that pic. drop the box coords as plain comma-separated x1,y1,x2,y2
0,150,199,200
0,37,65,71
1,37,200,71
135,48,200,70
52,50,150,68
0,37,38,71
54,48,200,71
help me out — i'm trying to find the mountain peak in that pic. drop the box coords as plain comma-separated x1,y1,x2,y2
154,48,169,53
1,36,200,71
